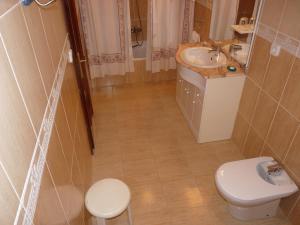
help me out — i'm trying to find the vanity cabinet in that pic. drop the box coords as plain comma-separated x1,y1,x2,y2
176,65,245,143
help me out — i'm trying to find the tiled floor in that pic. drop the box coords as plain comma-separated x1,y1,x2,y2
91,81,291,225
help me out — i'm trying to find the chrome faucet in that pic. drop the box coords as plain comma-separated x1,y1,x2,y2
208,45,221,53
208,44,222,58
267,161,282,175
229,44,242,55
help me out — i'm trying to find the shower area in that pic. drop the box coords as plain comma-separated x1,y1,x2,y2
79,0,195,88
130,0,147,54
129,0,152,84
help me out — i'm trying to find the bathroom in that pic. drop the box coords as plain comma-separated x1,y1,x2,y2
0,0,300,225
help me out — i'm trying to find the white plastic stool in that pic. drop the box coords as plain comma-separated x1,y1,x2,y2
85,178,132,225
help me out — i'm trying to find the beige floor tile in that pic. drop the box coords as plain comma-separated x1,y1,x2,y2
130,182,166,215
132,209,170,225
0,165,20,225
90,81,292,225
91,162,124,185
123,158,159,185
162,178,204,208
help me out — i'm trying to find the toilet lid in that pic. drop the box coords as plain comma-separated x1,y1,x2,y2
215,157,298,206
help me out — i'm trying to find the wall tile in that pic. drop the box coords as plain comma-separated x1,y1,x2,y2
130,0,147,20
46,127,72,187
70,152,86,225
247,36,271,86
243,128,264,158
266,107,298,159
76,100,92,187
48,1,68,56
193,3,211,42
0,165,20,225
47,125,74,225
263,48,295,101
289,197,300,225
33,165,68,225
1,1,91,225
234,1,300,221
61,63,80,138
0,0,17,16
22,3,56,96
261,144,280,160
238,78,260,122
278,0,300,39
55,99,74,170
232,113,249,151
285,128,300,181
281,58,300,120
0,4,47,132
130,0,147,42
60,152,85,225
71,152,84,194
260,0,285,29
0,39,36,194
252,91,277,138
39,1,67,69
280,192,300,217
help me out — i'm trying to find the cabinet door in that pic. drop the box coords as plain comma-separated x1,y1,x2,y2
192,88,204,134
176,74,183,105
180,80,188,113
186,83,196,120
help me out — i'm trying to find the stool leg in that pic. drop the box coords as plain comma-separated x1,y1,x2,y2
96,217,106,225
127,204,133,225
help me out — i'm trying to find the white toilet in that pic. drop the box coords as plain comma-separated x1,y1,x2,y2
215,157,298,220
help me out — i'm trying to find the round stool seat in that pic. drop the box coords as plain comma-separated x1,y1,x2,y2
85,178,131,219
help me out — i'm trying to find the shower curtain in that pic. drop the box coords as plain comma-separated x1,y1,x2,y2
146,0,195,73
80,0,134,78
209,0,239,40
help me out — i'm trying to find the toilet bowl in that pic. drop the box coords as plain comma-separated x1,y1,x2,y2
215,157,298,220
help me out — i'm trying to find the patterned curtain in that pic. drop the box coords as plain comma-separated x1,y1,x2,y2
80,0,134,78
146,0,195,73
209,0,239,40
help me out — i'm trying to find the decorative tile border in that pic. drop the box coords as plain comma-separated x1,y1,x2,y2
257,23,277,43
274,32,300,57
14,36,70,225
257,22,300,58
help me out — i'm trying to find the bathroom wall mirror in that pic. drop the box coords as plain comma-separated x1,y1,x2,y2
194,0,264,68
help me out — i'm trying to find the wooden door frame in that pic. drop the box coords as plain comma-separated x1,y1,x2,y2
62,0,95,154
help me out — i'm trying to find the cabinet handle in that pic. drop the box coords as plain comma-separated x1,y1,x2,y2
192,101,195,104
196,93,200,97
179,80,182,82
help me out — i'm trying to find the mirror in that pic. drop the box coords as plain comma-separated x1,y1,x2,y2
193,0,263,67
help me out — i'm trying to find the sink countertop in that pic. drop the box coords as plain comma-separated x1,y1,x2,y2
176,42,245,79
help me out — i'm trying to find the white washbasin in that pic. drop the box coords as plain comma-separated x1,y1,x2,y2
180,47,227,69
223,43,250,65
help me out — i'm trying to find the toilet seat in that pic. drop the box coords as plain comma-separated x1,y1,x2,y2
215,157,298,206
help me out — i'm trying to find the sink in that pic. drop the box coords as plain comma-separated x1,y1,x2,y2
223,43,250,65
180,47,227,69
